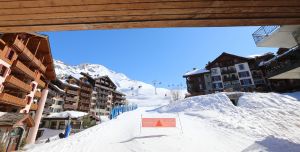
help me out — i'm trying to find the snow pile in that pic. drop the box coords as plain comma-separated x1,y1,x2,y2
156,92,300,143
54,60,170,105
46,111,88,119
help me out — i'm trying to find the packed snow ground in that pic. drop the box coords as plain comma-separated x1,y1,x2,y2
25,92,300,152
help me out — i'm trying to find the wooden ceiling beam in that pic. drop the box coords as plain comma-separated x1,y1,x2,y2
1,13,299,27
0,1,300,15
3,0,299,9
1,18,300,32
0,7,299,21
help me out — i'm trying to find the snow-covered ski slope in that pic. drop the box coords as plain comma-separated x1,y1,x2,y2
26,92,300,152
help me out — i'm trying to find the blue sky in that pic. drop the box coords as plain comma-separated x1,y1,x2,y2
44,26,276,88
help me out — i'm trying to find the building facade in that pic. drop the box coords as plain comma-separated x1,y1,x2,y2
183,52,273,96
206,52,258,92
80,73,127,116
0,33,56,147
183,69,211,97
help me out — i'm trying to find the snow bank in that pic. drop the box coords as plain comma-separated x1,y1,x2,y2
156,92,300,143
46,111,88,119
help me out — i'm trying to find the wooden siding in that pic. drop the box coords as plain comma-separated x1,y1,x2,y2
0,0,299,32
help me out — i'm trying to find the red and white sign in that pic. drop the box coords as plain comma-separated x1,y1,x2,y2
142,118,176,127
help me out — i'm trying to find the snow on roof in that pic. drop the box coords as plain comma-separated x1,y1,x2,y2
183,69,210,77
60,79,80,89
52,84,64,93
46,111,88,119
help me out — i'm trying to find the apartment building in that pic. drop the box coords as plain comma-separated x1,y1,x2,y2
206,52,257,92
80,73,126,116
183,52,273,96
0,33,56,148
59,75,93,113
43,82,65,115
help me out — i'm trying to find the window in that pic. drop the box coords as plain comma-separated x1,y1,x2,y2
0,65,7,77
212,76,221,81
238,64,245,70
240,79,252,86
238,71,250,78
213,83,223,89
57,101,64,105
211,69,218,75
6,50,15,60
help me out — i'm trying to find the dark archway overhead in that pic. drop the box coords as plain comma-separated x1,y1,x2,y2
0,0,300,32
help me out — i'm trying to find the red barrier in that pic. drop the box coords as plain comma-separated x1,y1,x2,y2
142,118,176,127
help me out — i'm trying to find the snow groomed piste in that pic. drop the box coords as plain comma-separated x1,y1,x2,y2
26,92,300,152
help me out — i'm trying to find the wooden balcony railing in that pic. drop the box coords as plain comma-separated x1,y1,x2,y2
80,99,90,104
63,104,77,110
5,75,32,93
0,93,26,107
66,90,79,95
12,60,36,80
79,106,90,111
81,86,92,92
36,79,46,88
115,96,126,100
35,91,42,98
80,92,91,98
12,37,46,73
65,96,77,102
30,103,38,110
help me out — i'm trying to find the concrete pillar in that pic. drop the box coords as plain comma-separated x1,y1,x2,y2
26,88,48,144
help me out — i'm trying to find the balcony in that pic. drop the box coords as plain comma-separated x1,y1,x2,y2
81,86,92,92
252,25,299,48
115,96,126,100
65,96,77,102
12,60,36,80
36,79,46,88
96,84,114,91
30,103,38,110
11,37,46,72
0,93,26,107
64,103,77,110
80,92,91,98
5,75,32,93
66,90,79,95
35,91,42,98
79,106,89,111
80,99,90,104
263,47,300,79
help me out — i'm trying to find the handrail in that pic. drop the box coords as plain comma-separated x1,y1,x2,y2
252,25,280,44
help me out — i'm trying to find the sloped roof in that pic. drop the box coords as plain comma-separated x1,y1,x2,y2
206,52,250,69
183,69,210,77
97,75,117,88
0,112,34,127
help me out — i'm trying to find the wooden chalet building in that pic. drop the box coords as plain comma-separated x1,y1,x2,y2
183,68,212,97
80,73,126,116
206,52,259,92
184,52,274,96
0,33,56,147
59,75,93,113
